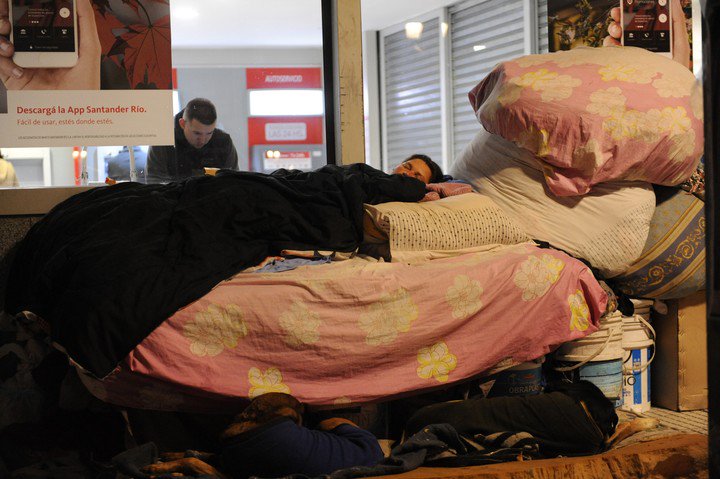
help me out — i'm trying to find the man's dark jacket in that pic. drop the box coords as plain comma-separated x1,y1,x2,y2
147,110,238,183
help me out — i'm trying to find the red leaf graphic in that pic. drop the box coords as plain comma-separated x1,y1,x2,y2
120,0,142,17
120,0,169,20
119,15,172,88
93,6,126,59
92,0,112,16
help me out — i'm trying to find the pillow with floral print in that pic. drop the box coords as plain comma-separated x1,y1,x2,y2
469,46,703,197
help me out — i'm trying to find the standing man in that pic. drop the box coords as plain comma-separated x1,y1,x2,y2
147,98,238,183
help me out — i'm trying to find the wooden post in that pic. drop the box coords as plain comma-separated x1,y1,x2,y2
322,0,365,166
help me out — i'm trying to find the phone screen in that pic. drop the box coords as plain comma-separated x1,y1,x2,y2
622,0,671,53
11,0,76,53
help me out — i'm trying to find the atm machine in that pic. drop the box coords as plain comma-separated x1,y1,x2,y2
251,144,326,174
246,67,326,173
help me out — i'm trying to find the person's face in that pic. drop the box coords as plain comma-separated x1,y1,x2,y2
393,158,432,184
180,118,216,149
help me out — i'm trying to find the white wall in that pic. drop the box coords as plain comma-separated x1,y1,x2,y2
49,148,77,187
362,31,382,170
172,48,323,68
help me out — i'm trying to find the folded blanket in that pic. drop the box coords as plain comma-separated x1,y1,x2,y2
420,182,473,202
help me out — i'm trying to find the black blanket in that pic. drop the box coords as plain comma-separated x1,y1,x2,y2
5,164,425,378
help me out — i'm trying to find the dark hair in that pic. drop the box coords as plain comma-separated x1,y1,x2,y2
404,153,443,183
183,98,217,125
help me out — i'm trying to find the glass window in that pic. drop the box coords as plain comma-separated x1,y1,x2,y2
381,17,442,172
377,0,538,173
450,0,526,160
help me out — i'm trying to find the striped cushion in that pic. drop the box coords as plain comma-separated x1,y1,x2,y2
613,187,705,299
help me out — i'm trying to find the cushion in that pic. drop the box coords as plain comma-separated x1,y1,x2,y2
469,46,704,197
612,186,705,299
450,128,655,278
363,193,530,262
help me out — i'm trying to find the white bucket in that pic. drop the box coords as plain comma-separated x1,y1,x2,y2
576,359,624,402
621,348,652,413
554,311,623,371
620,314,655,413
621,314,656,372
623,315,653,347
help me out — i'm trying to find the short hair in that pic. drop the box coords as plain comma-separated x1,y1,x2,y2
183,98,217,125
404,153,444,183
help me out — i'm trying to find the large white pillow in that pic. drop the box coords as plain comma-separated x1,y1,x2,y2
450,128,655,278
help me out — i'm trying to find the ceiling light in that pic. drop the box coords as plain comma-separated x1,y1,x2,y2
473,44,487,52
405,22,423,40
173,6,199,20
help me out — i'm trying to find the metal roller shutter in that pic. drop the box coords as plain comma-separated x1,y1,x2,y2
449,0,527,163
382,18,442,171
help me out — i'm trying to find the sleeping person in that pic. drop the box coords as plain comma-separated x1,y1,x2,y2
391,154,476,202
392,153,444,185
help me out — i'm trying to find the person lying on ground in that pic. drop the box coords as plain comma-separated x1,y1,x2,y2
141,392,384,479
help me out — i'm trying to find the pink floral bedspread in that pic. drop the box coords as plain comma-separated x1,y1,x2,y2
79,243,607,412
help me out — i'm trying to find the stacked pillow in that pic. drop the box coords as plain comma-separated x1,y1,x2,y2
469,46,703,197
612,186,705,299
363,193,530,263
451,128,655,278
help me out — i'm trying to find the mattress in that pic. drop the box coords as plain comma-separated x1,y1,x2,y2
78,243,607,412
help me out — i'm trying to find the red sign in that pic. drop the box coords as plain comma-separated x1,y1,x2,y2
246,68,322,89
262,151,313,171
248,117,324,145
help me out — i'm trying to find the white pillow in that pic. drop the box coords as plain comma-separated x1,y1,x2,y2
363,193,530,262
450,128,655,278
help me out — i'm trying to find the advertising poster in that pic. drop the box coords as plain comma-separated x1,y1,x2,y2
547,0,693,69
0,0,173,147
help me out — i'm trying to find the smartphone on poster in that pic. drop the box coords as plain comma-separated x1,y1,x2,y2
621,0,672,58
9,0,79,68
